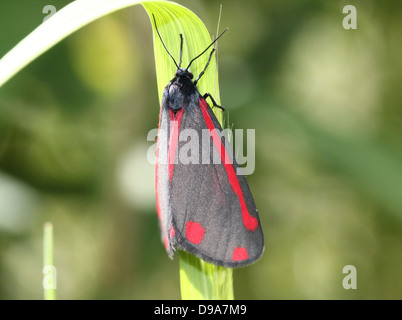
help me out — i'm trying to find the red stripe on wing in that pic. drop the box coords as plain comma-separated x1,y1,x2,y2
168,108,184,182
199,98,258,232
155,104,163,220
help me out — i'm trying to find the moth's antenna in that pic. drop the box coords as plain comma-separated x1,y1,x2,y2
186,28,228,70
178,34,183,68
152,14,179,69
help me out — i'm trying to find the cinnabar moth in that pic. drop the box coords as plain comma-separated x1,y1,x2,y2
153,15,264,268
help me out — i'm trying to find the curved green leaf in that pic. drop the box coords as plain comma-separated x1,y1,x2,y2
0,0,231,300
0,0,147,87
142,2,230,300
43,222,56,300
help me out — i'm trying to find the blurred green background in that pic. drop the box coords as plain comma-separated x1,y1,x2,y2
0,0,401,299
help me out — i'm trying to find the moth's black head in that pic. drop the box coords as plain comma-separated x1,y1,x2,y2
175,68,193,80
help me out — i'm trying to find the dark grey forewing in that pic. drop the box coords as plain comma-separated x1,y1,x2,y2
156,91,173,257
169,94,264,268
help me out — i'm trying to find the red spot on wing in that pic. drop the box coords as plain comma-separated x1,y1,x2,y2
232,247,249,261
169,225,175,238
185,221,206,245
168,108,184,182
199,98,259,232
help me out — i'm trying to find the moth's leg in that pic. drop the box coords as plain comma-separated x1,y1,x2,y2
203,92,225,111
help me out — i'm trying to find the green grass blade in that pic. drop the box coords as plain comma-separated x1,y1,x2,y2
143,3,232,300
43,222,57,300
0,0,155,88
0,0,232,300
180,252,234,300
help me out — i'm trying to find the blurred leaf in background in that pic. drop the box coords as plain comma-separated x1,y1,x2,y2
0,0,401,299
